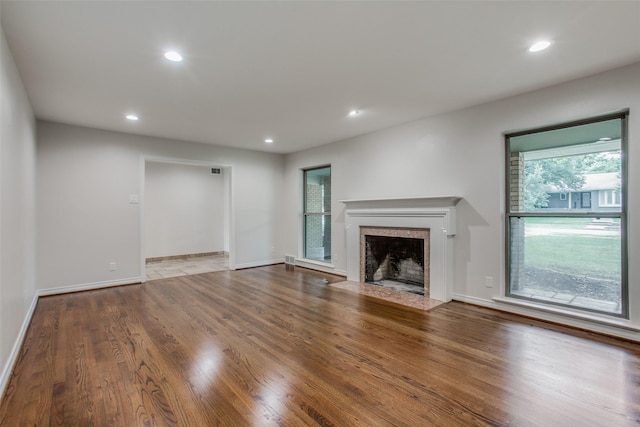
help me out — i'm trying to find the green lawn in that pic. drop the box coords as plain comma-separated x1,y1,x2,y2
524,234,621,279
526,217,598,228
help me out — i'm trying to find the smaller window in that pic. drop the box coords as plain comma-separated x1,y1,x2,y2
303,166,331,262
559,193,567,200
599,190,621,207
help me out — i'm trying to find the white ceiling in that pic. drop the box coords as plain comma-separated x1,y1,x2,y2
2,1,639,154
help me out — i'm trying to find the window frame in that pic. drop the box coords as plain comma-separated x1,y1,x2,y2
302,165,332,263
504,110,629,318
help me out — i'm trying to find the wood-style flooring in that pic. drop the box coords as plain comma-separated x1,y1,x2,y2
1,265,639,426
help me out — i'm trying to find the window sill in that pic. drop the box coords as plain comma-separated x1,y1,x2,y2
492,296,637,332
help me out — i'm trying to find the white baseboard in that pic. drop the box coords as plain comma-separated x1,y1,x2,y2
295,259,346,277
37,277,142,297
452,293,640,342
0,293,38,399
233,258,284,270
451,293,493,306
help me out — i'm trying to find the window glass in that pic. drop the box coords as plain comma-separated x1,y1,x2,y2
508,217,622,313
506,114,627,316
303,166,331,262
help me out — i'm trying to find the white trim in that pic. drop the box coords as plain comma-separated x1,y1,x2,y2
38,277,142,297
451,293,640,342
0,294,38,399
227,166,236,270
297,258,334,269
344,207,458,236
296,258,346,276
234,258,285,270
140,155,232,168
339,196,462,207
139,156,146,282
451,293,493,306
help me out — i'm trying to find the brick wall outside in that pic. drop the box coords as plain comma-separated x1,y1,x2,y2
510,152,525,291
305,175,331,260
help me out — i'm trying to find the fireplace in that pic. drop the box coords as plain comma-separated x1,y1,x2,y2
341,196,461,302
360,227,430,295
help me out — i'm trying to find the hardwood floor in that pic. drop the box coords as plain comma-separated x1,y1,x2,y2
1,265,639,426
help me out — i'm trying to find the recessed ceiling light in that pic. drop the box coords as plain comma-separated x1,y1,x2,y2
599,137,612,141
164,51,183,62
264,138,274,144
348,110,360,117
528,40,552,53
126,114,139,121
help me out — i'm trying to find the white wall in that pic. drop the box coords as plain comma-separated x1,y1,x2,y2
283,62,640,338
0,26,37,393
37,121,284,290
145,162,225,259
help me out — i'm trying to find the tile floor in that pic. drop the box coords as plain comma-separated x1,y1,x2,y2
145,253,228,281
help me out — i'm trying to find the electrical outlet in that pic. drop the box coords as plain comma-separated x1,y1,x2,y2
109,262,117,271
484,276,494,288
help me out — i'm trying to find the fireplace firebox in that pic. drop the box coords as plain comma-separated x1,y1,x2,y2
365,235,425,294
360,226,430,296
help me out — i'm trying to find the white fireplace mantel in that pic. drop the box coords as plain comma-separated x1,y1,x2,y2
340,196,462,302
340,195,462,207
340,196,462,236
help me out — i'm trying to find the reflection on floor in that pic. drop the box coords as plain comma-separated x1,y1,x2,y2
146,253,228,281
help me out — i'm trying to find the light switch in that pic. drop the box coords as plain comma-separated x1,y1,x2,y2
129,194,139,204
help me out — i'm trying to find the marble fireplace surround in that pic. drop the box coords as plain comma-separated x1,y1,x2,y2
341,196,462,302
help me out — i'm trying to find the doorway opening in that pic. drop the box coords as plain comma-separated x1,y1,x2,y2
140,158,234,281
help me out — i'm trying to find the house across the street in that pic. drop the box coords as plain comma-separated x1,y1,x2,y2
546,172,621,211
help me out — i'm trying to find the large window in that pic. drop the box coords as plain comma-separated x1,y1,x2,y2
303,166,331,262
505,112,628,317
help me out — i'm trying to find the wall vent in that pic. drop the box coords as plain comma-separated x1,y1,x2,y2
210,168,221,175
284,255,296,265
